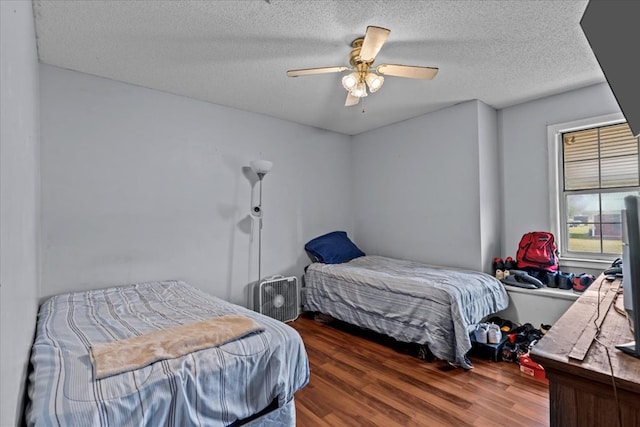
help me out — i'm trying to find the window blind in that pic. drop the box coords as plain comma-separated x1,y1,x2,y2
563,123,639,190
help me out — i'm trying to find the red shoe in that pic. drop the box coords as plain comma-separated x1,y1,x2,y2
573,273,596,293
504,256,517,272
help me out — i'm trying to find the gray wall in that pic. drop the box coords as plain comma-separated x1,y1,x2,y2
499,83,622,257
40,65,353,305
351,100,498,272
0,1,41,425
477,102,501,270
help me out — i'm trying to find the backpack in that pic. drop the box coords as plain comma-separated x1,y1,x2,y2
516,232,558,272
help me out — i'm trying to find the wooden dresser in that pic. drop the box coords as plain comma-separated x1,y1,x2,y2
530,274,640,427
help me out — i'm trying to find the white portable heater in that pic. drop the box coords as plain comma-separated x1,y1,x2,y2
255,276,300,323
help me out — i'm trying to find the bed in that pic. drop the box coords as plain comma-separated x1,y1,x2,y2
304,255,509,369
26,280,309,427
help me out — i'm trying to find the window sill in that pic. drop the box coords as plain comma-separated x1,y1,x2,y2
502,284,580,301
558,257,613,271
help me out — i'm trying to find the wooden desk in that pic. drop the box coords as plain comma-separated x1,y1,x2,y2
530,274,640,427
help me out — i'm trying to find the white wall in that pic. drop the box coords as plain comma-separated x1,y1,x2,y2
351,100,498,271
477,102,501,270
499,83,621,257
0,1,41,425
495,286,578,327
40,65,353,306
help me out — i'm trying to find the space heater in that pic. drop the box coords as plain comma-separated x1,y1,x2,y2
255,275,300,323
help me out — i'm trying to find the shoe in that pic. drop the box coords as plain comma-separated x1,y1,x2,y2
500,320,514,334
545,271,558,288
501,341,518,362
474,323,488,343
573,273,596,293
557,271,574,290
604,258,622,275
487,316,514,334
511,323,535,344
492,258,504,279
540,324,551,335
531,269,548,282
504,257,517,275
487,323,502,344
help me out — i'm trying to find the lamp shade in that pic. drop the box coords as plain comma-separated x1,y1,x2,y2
350,81,368,98
250,160,273,176
365,72,384,93
341,72,359,91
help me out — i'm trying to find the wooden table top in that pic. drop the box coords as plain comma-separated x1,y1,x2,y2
530,274,640,393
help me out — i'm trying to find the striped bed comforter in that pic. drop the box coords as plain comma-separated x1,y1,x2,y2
304,255,508,369
27,280,309,427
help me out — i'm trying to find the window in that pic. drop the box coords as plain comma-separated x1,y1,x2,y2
549,114,640,265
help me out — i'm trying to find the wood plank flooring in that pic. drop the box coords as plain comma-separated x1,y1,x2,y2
289,314,549,427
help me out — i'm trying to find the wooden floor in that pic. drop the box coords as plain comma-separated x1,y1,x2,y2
289,315,549,427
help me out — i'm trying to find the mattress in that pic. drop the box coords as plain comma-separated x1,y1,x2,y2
27,280,309,427
304,255,509,368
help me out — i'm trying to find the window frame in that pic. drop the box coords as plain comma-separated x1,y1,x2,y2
547,112,639,269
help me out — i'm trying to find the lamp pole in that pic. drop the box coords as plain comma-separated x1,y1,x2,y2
257,174,264,284
249,159,272,286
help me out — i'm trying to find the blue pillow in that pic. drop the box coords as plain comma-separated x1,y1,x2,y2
304,231,365,264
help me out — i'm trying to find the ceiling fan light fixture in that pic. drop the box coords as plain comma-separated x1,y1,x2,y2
341,72,359,91
365,72,384,93
350,81,368,98
286,26,439,107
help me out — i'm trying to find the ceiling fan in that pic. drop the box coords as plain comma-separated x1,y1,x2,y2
286,26,439,107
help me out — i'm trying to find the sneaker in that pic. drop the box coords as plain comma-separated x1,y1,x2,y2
531,269,548,282
545,271,558,288
504,257,517,275
492,258,504,279
500,320,514,334
501,341,518,362
557,271,574,290
487,316,502,324
487,323,502,344
573,273,596,293
474,323,488,343
487,316,514,334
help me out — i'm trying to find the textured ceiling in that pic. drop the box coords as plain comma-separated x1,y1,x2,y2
32,0,605,135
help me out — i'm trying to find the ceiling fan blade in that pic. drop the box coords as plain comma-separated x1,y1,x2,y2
359,26,391,62
345,93,360,107
376,64,439,80
286,66,349,77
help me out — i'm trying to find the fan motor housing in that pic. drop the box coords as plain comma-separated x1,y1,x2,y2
255,276,300,323
349,37,373,69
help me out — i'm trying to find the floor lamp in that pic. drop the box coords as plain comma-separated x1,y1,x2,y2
250,160,273,284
